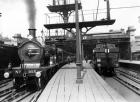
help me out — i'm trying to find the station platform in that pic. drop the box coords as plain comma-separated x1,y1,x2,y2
37,61,127,102
119,59,140,73
119,60,140,65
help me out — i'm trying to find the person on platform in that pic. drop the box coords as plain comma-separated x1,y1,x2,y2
85,56,88,63
67,56,71,64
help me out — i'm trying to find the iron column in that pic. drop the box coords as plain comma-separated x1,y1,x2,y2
104,0,110,20
75,0,83,84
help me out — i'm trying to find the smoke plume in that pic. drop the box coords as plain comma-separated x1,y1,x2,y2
25,0,36,29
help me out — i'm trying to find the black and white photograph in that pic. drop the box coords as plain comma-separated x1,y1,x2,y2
0,0,140,102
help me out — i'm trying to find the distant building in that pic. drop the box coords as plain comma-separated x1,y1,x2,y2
4,38,17,46
13,34,29,46
0,34,17,46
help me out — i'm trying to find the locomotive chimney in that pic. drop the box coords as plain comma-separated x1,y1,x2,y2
28,29,36,39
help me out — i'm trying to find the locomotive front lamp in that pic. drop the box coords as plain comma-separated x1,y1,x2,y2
107,49,110,53
50,61,53,65
4,72,10,78
36,71,41,78
105,49,107,53
105,49,110,53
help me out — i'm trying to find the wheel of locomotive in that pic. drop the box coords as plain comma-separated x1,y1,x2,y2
98,66,102,75
105,67,110,75
113,67,117,76
111,67,115,75
13,78,23,89
108,67,112,75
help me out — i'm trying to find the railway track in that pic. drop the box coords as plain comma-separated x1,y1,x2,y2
16,89,43,102
0,87,15,98
0,79,12,85
0,81,44,102
0,63,64,102
0,79,12,88
114,68,140,95
28,90,43,102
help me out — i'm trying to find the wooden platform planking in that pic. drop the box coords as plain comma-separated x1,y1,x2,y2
37,61,127,102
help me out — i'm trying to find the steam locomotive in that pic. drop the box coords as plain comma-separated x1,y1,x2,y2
92,43,119,76
0,43,20,80
4,29,65,89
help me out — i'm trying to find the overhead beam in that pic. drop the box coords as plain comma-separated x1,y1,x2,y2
44,19,115,29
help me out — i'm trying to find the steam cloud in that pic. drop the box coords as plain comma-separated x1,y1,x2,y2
25,0,36,29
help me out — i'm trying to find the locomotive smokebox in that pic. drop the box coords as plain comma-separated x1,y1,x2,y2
28,29,36,39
